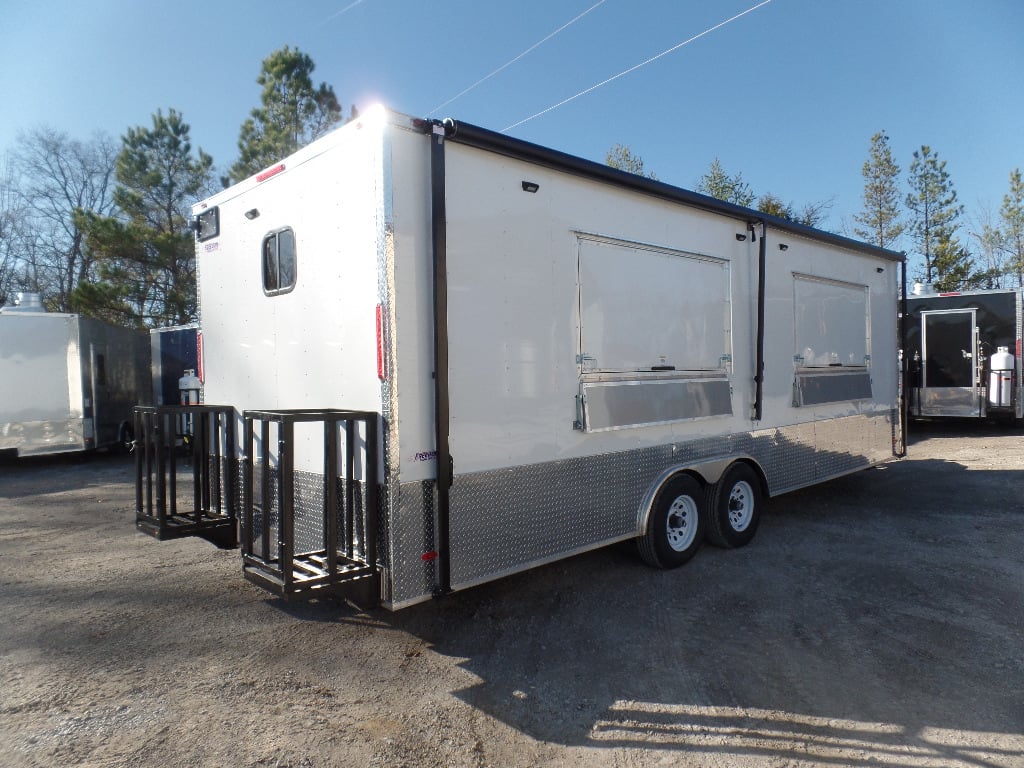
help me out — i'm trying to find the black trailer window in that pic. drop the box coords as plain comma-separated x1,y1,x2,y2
262,228,296,295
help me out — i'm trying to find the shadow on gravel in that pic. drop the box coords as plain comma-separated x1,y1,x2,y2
4,437,1021,767
375,457,1024,768
168,453,1023,768
0,450,134,499
906,416,1024,442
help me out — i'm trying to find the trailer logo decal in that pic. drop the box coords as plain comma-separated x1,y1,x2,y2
203,241,219,252
413,450,437,463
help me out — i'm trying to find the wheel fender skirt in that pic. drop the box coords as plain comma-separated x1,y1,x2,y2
636,455,764,535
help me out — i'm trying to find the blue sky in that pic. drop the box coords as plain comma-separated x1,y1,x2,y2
3,0,1022,260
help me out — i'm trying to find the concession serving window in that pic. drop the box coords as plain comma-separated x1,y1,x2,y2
791,273,872,406
575,234,733,431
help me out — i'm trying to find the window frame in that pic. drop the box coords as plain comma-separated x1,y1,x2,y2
792,272,870,370
262,227,297,296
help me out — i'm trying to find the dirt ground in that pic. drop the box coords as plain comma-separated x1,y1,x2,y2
1,421,1022,768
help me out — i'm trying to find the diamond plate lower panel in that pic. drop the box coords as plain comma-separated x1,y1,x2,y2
439,411,895,596
236,462,373,565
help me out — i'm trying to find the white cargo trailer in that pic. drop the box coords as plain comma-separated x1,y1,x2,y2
190,105,903,609
0,293,149,457
904,285,1022,422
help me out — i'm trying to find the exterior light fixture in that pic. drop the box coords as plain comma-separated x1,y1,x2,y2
244,208,260,220
735,233,747,242
778,243,789,251
521,181,539,193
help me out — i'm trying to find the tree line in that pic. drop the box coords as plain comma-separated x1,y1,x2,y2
608,133,1024,293
0,46,352,326
3,46,1021,327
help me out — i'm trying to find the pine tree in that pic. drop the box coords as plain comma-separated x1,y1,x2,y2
695,158,755,207
605,144,657,179
853,131,903,249
76,109,213,326
228,46,345,183
1000,168,1024,287
905,145,966,288
755,193,831,228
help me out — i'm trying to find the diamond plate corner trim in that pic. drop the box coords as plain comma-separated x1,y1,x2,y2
377,125,401,604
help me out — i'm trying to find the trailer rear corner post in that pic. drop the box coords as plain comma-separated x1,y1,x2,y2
430,120,453,599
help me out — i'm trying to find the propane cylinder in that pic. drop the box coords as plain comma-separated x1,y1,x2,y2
179,368,202,405
988,347,1014,407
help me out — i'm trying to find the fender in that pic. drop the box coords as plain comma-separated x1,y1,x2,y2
635,455,767,536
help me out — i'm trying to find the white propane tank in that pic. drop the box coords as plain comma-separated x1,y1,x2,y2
179,368,202,405
988,347,1014,407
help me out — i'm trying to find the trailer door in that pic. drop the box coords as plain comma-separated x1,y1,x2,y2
920,308,981,416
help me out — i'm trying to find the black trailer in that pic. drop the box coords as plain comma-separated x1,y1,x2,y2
904,287,1023,422
150,324,200,406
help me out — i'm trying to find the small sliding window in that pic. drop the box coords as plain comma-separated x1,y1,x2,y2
262,228,297,296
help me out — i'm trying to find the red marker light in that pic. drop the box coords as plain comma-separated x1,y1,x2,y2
256,163,285,182
196,331,205,384
421,551,438,562
376,304,388,381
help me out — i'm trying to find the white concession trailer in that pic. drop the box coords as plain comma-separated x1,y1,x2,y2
189,105,903,609
1,293,149,457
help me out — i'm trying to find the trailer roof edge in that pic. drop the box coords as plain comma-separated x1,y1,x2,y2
439,118,904,264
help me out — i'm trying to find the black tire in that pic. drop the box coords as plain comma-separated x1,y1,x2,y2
704,462,763,549
637,474,705,569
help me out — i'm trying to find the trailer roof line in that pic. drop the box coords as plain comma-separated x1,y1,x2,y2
438,117,903,264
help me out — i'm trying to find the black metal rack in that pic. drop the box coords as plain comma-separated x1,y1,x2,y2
134,405,237,548
241,409,380,604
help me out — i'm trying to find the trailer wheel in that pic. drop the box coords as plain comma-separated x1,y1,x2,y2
117,422,135,454
637,475,705,569
704,462,762,549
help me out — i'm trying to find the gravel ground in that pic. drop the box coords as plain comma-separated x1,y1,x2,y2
0,420,1022,768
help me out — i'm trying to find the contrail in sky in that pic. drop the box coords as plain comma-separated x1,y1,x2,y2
427,0,609,116
324,0,366,24
503,0,773,132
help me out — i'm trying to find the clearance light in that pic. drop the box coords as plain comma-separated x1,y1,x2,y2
376,304,388,381
256,163,285,182
196,331,205,384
